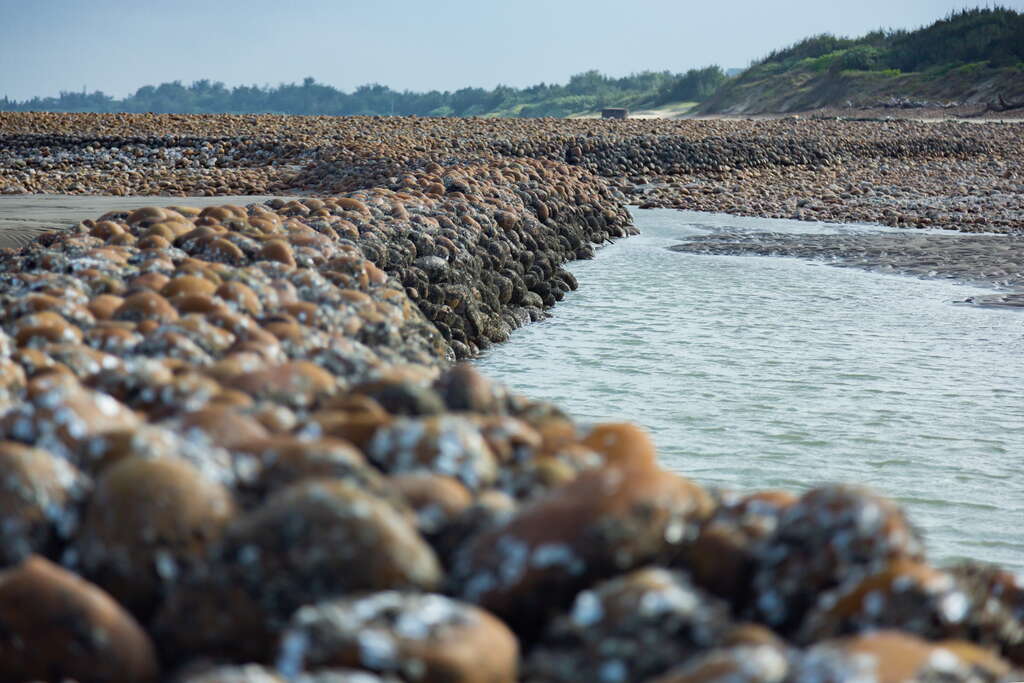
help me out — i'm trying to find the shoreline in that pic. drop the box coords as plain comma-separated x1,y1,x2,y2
0,113,1022,680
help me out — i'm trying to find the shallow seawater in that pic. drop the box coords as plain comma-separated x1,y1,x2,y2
476,208,1024,571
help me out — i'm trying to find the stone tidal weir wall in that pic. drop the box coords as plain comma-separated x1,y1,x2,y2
0,112,1022,682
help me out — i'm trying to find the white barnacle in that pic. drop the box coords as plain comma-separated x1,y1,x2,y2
94,392,122,417
496,534,529,586
855,502,882,533
357,628,398,669
238,544,261,566
531,543,578,571
395,594,458,640
739,645,789,679
462,571,497,602
276,627,310,679
598,659,627,683
435,422,469,481
862,589,884,617
570,590,603,627
663,516,685,544
12,416,35,441
154,549,178,581
756,590,786,625
938,591,969,624
926,647,960,673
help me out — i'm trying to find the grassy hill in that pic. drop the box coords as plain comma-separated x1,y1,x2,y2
696,7,1024,115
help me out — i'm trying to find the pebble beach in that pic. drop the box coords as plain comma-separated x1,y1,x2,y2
0,112,1022,682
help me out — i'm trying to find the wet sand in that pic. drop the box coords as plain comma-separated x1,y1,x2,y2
670,230,1024,307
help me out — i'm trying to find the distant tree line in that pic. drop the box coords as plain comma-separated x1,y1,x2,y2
753,7,1024,76
0,67,727,118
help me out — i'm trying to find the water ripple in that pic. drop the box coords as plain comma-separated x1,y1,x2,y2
477,209,1024,570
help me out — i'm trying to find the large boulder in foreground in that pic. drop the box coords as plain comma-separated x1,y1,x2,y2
155,478,442,662
450,462,713,636
277,591,518,682
0,554,158,682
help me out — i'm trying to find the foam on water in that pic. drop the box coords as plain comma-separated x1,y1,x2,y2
477,208,1024,570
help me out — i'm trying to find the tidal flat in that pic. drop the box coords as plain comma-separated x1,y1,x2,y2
0,112,1021,681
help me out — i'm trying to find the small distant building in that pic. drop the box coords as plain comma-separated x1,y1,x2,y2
601,107,628,119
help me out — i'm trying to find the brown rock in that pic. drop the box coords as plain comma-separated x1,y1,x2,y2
89,293,125,320
13,310,83,347
155,479,441,661
0,555,158,682
680,490,796,608
231,435,392,503
367,415,498,491
0,375,140,456
527,567,732,683
277,592,518,683
130,271,171,292
314,409,394,451
115,290,180,324
579,422,657,469
178,405,271,449
260,239,296,267
752,485,923,634
127,206,168,226
451,464,713,634
798,558,970,644
795,631,1009,682
0,441,83,566
216,281,264,316
435,363,503,414
162,274,219,298
226,361,338,409
74,456,237,618
390,472,473,535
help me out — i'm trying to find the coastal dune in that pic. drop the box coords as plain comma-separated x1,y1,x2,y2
0,112,1021,681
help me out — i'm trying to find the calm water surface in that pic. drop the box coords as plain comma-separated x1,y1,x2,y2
476,208,1024,571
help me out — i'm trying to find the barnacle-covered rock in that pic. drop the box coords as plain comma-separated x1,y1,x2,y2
642,625,791,683
751,485,924,633
0,441,85,566
230,435,396,506
798,558,972,644
366,415,498,491
226,361,339,409
389,471,473,536
526,567,731,682
276,592,519,682
72,455,237,619
792,630,1010,683
949,561,1024,665
175,664,396,683
154,479,442,661
680,490,796,609
450,464,713,635
0,374,141,458
0,555,158,682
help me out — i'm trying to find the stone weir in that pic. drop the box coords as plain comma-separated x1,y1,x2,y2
5,113,1021,235
0,129,1021,680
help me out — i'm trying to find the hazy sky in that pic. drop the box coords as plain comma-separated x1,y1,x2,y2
2,0,1021,100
